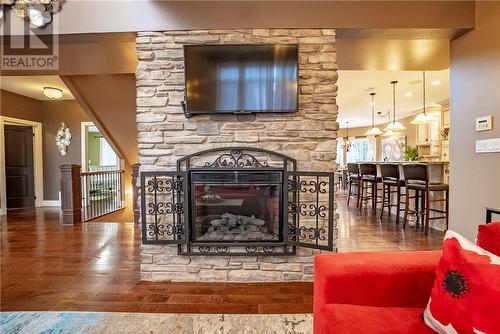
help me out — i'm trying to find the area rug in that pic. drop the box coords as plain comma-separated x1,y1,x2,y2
0,312,312,334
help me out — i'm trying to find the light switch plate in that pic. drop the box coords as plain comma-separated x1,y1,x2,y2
475,138,500,153
476,115,493,132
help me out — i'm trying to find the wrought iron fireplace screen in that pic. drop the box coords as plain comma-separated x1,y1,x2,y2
140,147,335,255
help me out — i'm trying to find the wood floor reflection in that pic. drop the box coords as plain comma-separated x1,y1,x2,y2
0,191,444,313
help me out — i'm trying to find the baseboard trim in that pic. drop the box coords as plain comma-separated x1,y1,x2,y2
41,200,61,207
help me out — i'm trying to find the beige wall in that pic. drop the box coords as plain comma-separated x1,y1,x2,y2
0,90,42,122
0,90,90,201
449,2,500,240
41,100,89,200
61,74,138,166
337,114,418,161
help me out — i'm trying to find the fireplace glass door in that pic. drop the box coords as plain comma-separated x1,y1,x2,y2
190,171,282,243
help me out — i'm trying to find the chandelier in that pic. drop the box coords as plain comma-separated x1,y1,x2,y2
364,92,383,136
341,121,352,152
340,122,352,152
2,0,64,27
411,71,438,124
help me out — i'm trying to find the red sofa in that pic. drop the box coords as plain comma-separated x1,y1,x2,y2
313,222,500,334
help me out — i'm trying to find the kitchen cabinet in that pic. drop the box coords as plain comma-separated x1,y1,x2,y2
416,116,441,146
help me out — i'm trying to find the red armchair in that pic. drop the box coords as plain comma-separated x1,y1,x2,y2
314,222,500,334
314,250,442,334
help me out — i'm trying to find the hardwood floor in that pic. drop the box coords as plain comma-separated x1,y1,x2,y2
0,191,444,313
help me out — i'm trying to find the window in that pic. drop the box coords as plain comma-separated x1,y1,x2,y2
346,137,376,162
336,138,345,167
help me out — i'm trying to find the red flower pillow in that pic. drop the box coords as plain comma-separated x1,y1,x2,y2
477,222,500,256
423,230,500,334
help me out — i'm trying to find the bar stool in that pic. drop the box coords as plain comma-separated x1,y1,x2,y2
346,163,360,206
403,163,449,235
358,163,381,213
379,163,406,225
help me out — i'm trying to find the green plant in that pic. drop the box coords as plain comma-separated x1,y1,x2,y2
402,144,420,161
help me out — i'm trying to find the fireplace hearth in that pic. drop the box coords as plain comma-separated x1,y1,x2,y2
140,147,335,255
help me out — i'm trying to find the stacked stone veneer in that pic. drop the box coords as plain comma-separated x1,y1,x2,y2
136,29,338,282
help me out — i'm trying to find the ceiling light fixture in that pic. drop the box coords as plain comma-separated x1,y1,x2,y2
43,87,63,99
384,80,406,132
5,0,64,27
365,93,383,136
411,71,437,124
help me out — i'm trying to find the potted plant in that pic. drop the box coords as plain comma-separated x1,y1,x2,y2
402,144,420,161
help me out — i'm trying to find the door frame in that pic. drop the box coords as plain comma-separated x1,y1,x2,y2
80,121,94,171
0,116,44,215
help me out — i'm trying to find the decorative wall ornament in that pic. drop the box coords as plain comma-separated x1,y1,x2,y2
4,0,64,27
55,122,71,156
381,135,406,161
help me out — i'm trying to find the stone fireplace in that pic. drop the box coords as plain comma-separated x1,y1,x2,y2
137,28,338,282
141,147,335,256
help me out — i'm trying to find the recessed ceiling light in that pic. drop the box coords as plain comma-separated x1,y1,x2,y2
43,87,63,99
405,92,412,97
432,80,441,86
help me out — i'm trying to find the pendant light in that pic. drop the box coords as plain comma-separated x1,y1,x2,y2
384,80,406,132
341,121,352,152
411,71,438,124
383,129,396,137
365,92,383,136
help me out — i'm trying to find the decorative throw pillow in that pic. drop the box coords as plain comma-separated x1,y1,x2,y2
477,222,500,256
423,230,500,334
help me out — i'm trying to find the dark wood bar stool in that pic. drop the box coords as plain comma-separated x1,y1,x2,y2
358,163,381,213
379,163,406,225
346,163,360,206
403,164,449,235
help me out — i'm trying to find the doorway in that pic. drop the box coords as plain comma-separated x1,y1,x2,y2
81,122,120,172
4,125,35,209
0,116,44,214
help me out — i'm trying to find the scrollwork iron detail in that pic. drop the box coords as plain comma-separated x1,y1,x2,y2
199,246,211,253
288,223,298,239
309,204,327,218
148,202,165,215
288,202,307,216
297,226,326,241
288,179,298,192
147,178,165,192
263,246,275,254
164,202,184,214
245,246,257,254
165,178,183,192
216,246,228,254
148,223,165,237
308,180,327,194
204,149,270,168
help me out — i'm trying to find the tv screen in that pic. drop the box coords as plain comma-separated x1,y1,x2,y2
184,44,298,114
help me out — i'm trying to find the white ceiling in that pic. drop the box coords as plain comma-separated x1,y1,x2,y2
0,76,74,100
337,69,449,128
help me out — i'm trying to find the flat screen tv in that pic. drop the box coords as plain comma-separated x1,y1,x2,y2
183,44,298,115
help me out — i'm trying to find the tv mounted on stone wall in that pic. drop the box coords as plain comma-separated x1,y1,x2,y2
182,44,299,117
